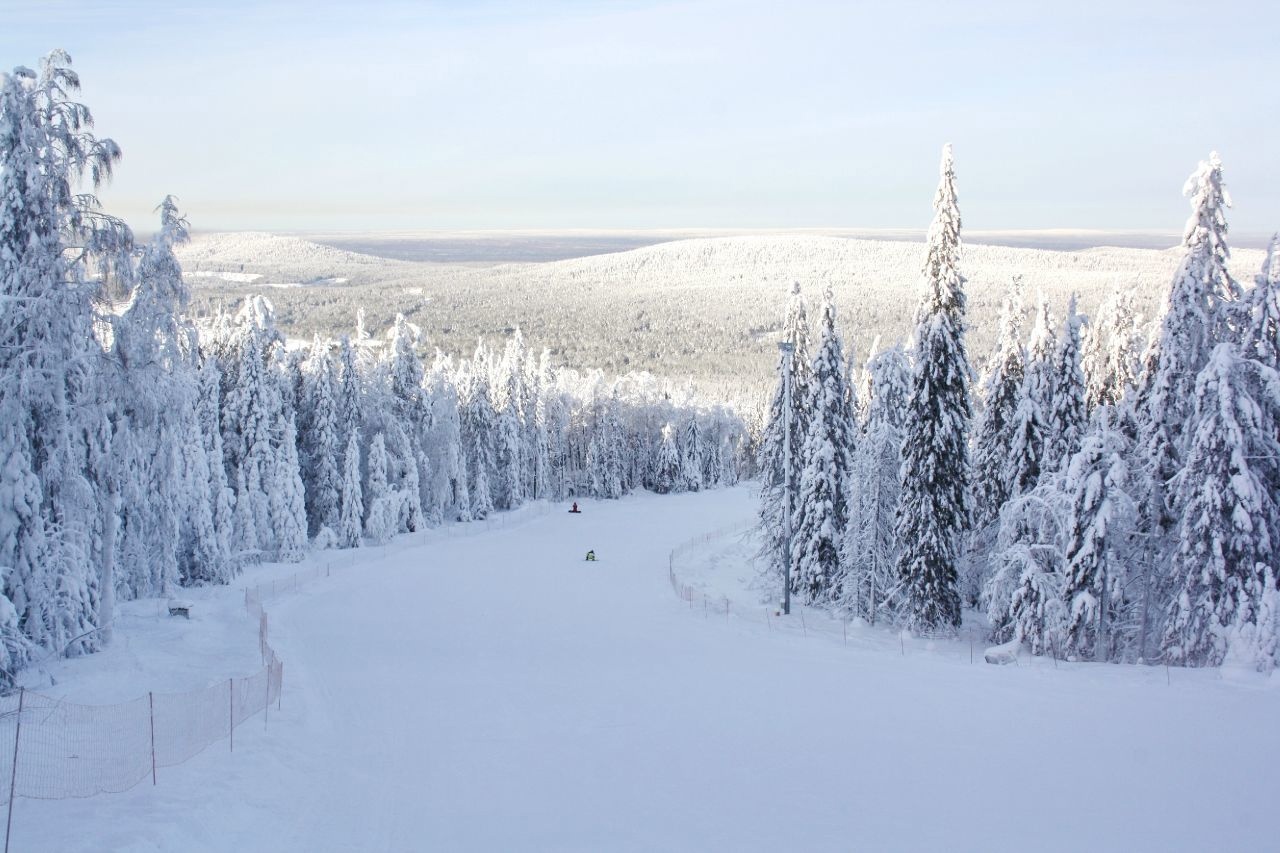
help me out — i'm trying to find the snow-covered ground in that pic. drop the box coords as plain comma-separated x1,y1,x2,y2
17,486,1280,852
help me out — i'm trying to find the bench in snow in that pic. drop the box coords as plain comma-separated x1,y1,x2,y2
168,602,192,619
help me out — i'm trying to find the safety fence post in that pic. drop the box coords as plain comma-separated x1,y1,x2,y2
5,687,25,853
799,609,807,637
149,692,157,785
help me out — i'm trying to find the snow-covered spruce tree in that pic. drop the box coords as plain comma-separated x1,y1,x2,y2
1082,292,1141,412
129,199,231,586
388,419,424,534
679,415,704,493
651,424,681,494
0,51,126,662
1162,345,1280,667
1132,154,1240,659
755,282,814,599
842,343,909,623
379,315,427,530
112,198,191,596
1061,413,1135,662
363,432,397,545
338,429,363,549
543,383,571,501
971,279,1025,531
302,339,342,537
1003,298,1056,499
494,404,523,509
892,144,971,633
337,334,363,443
271,413,309,562
222,306,283,559
491,331,526,509
792,286,854,605
425,359,468,522
463,372,496,520
197,356,237,574
1045,294,1088,473
1239,234,1280,370
520,347,548,501
1232,568,1280,673
586,395,625,500
982,467,1072,652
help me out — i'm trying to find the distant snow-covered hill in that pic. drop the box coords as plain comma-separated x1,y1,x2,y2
180,231,1266,397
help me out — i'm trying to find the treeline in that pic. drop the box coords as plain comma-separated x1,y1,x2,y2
0,53,747,686
760,145,1280,671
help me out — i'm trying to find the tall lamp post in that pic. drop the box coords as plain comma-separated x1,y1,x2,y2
778,341,794,616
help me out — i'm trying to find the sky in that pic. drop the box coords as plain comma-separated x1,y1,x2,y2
3,0,1278,235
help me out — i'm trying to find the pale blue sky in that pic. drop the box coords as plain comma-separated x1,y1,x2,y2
4,0,1277,234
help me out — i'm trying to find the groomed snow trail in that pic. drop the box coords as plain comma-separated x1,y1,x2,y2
21,486,1280,852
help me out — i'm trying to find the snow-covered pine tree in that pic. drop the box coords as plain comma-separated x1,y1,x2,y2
892,144,971,632
1003,297,1056,498
337,334,362,446
463,373,496,520
302,339,342,537
338,429,363,549
1061,413,1135,662
679,415,704,493
1239,234,1280,370
1082,292,1141,412
197,356,236,574
222,309,280,559
1162,345,1280,667
1133,154,1240,659
130,199,231,586
842,343,909,623
523,347,551,501
493,404,523,509
971,279,1025,530
792,286,854,605
651,424,681,494
272,413,309,562
585,394,625,499
1045,294,1087,473
1233,567,1280,672
493,330,527,507
982,466,1072,653
425,360,467,522
755,282,814,598
113,197,194,596
363,432,397,545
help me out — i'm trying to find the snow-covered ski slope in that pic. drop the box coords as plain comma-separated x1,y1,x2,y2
20,486,1280,852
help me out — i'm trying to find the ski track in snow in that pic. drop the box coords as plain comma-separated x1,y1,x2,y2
18,486,1280,852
